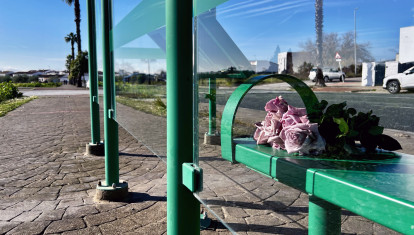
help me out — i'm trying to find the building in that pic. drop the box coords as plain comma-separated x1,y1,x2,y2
250,60,278,73
399,26,414,63
278,51,314,74
278,52,292,74
0,71,13,77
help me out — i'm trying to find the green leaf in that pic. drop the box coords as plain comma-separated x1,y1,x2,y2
319,100,328,110
368,126,384,136
325,102,347,117
377,134,402,151
347,108,357,116
333,117,349,135
348,129,359,138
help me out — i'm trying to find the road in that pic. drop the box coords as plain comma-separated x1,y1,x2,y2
21,85,414,132
211,91,414,132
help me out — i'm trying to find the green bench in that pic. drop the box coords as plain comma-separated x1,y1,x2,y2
220,74,414,234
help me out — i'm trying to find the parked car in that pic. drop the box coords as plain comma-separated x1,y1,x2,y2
383,66,414,94
309,67,345,82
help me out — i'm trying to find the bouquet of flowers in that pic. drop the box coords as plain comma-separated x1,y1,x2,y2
254,96,402,157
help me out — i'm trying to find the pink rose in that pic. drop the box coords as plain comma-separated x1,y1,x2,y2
280,123,325,154
253,113,283,146
265,96,288,113
281,105,309,128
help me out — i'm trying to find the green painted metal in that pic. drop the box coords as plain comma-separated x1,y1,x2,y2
101,0,119,186
226,137,414,233
308,196,341,235
182,163,203,193
86,0,100,145
194,0,229,16
220,73,414,233
220,74,319,162
200,212,212,230
166,0,200,233
207,77,216,135
309,170,414,234
113,0,229,48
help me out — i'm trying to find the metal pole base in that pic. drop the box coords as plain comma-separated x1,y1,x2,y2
200,212,211,230
204,132,221,145
86,142,105,156
308,196,341,235
95,181,128,201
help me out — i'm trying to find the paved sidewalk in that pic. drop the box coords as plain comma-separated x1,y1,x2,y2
0,92,403,234
0,96,168,234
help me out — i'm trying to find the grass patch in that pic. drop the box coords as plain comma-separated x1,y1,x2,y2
117,95,256,137
116,83,166,99
0,96,37,117
15,82,61,88
117,96,167,117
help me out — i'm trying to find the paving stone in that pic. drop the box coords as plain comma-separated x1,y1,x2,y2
245,214,285,228
44,218,85,234
0,209,23,221
56,198,84,209
222,207,248,219
35,209,65,221
61,226,102,235
84,211,117,227
98,217,138,234
6,221,51,235
62,205,99,219
11,210,42,222
0,221,21,234
132,221,167,234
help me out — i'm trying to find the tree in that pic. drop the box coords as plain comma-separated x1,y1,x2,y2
69,51,88,87
64,32,77,60
299,32,374,68
62,0,81,54
297,61,313,78
65,54,73,72
315,0,323,67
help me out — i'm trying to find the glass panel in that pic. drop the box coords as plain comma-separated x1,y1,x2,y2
112,0,167,162
195,0,414,233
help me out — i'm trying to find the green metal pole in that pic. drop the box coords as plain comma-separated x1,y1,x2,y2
166,0,200,233
101,0,119,186
87,0,100,145
308,196,341,235
208,77,216,135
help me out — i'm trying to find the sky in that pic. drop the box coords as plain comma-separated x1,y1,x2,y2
0,0,413,72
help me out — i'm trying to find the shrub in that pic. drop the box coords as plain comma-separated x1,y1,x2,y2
0,82,22,102
0,76,12,83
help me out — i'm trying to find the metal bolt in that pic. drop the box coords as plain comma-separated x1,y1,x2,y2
123,180,127,184
97,180,101,186
112,183,116,188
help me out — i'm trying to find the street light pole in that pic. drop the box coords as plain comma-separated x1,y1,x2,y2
354,8,358,76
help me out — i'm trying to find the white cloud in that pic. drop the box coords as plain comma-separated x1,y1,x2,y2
220,0,311,19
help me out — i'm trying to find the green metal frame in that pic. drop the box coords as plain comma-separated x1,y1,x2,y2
207,77,217,135
221,74,319,163
101,0,119,187
220,75,414,234
182,163,203,193
86,0,101,145
166,0,200,234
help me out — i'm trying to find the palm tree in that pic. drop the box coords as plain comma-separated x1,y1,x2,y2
315,0,323,67
62,0,81,54
64,32,77,60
